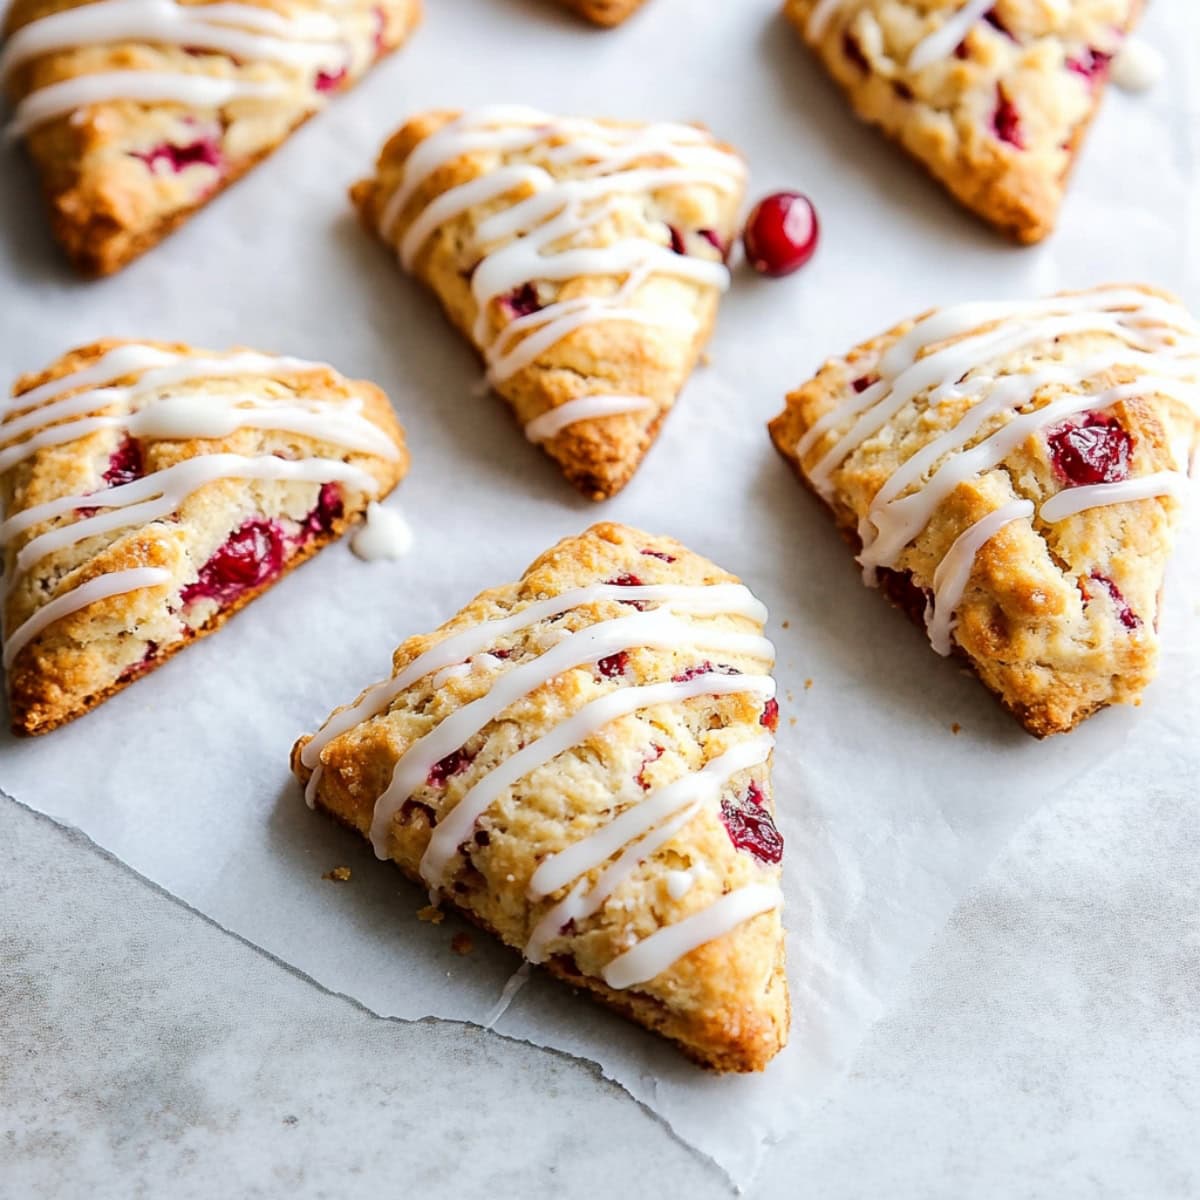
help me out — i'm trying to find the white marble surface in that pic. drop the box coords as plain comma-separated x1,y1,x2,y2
4,763,1198,1198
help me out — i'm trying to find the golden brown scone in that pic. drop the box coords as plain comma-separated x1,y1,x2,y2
2,339,408,734
351,107,745,501
783,0,1142,243
293,522,789,1071
557,0,648,26
1,0,422,276
769,285,1200,737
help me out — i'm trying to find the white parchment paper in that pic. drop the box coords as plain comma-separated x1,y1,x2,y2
1,0,1197,1188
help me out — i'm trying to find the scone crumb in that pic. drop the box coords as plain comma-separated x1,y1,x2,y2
451,932,474,955
418,904,445,924
951,723,962,735
322,866,352,883
804,678,813,690
781,620,790,629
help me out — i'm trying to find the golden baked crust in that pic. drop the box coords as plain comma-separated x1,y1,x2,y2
769,285,1200,737
557,0,648,26
2,338,408,734
783,0,1142,243
351,107,745,501
293,522,789,1071
1,0,422,275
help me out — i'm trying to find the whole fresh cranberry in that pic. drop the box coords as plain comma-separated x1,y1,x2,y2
743,192,820,277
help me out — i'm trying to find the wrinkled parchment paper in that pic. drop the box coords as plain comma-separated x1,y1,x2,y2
2,0,1197,1187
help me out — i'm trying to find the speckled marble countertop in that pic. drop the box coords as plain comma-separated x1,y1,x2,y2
5,764,1198,1198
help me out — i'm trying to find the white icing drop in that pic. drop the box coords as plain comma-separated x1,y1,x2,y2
664,870,693,900
524,394,653,444
1111,37,1165,92
350,501,413,561
602,883,781,990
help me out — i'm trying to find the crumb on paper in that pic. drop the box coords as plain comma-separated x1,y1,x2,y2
699,350,712,367
282,1115,299,1127
322,866,352,883
781,620,790,630
789,717,797,727
451,932,474,956
786,690,794,702
418,904,445,924
951,722,962,735
804,678,813,690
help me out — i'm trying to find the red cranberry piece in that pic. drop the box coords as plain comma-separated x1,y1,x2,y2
697,228,727,258
666,224,687,255
671,661,741,683
427,747,476,787
640,548,676,563
119,640,159,682
501,283,542,319
1047,414,1132,485
1067,47,1111,84
181,518,286,607
301,483,344,540
103,437,143,487
743,192,820,277
597,651,629,678
745,781,767,807
607,572,647,609
637,744,664,790
315,64,348,93
760,698,779,731
851,374,878,394
720,789,783,864
132,136,223,174
1084,573,1141,630
992,86,1025,148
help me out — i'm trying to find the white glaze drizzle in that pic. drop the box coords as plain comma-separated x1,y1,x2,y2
926,499,1033,655
796,288,1200,654
2,566,170,667
376,105,740,409
350,501,413,561
369,611,774,860
523,395,653,444
1038,471,1189,523
523,735,774,965
907,0,995,71
1,346,393,663
2,453,377,587
298,580,766,802
483,962,531,1028
602,882,781,990
6,71,291,140
0,0,346,81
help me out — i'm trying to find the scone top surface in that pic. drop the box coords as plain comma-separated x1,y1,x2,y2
0,0,422,274
769,285,1200,736
352,106,745,500
785,0,1143,243
294,523,788,1072
1,339,408,734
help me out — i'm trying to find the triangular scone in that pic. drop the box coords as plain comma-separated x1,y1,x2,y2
769,285,1200,737
350,107,744,501
1,0,421,276
783,0,1142,243
2,339,408,734
557,0,648,26
293,522,788,1071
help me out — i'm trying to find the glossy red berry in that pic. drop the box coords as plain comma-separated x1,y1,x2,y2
743,192,820,277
